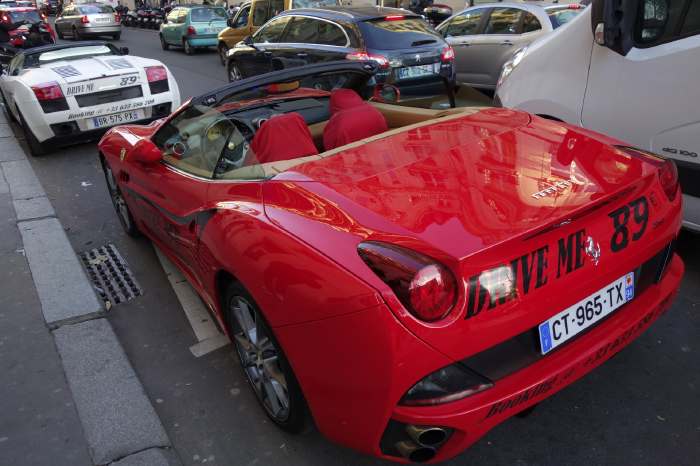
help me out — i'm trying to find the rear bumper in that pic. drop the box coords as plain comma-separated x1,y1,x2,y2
79,25,121,35
187,37,218,47
278,252,683,463
384,253,684,463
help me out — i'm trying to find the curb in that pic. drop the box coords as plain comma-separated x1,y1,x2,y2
0,110,181,466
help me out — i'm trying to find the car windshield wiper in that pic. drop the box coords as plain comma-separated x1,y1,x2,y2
411,39,437,46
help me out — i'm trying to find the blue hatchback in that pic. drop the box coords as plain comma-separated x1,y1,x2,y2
160,6,228,55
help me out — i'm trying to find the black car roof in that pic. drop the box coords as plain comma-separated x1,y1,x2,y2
277,6,419,22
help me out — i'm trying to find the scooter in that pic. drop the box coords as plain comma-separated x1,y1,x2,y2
151,8,164,30
0,21,55,65
123,10,138,27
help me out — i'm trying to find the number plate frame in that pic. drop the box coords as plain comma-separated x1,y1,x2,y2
538,272,635,355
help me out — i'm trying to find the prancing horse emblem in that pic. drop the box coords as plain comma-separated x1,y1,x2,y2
584,236,601,266
119,147,126,161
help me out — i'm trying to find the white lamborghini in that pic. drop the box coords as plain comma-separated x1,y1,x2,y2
0,41,181,156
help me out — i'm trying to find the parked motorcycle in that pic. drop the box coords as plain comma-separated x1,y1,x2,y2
136,8,151,28
123,10,138,27
1,21,55,65
151,8,165,30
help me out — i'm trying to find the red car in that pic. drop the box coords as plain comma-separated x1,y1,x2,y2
1,6,56,45
98,61,684,463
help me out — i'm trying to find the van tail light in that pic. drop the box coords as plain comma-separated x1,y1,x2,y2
615,146,679,202
358,241,457,322
81,15,90,24
346,51,390,69
32,82,64,101
441,45,455,62
186,25,196,36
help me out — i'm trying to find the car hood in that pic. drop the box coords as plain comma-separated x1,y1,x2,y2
265,108,650,259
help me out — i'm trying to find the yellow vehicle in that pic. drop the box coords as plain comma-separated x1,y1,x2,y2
217,0,341,65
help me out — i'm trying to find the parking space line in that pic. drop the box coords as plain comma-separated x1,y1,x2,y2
154,247,230,357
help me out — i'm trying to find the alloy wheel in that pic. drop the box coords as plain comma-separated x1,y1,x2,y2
230,296,290,422
228,64,242,82
103,162,132,232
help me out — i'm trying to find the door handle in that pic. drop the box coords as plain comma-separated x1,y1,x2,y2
296,52,308,57
500,41,514,46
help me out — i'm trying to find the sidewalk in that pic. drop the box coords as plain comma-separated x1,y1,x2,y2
0,110,181,466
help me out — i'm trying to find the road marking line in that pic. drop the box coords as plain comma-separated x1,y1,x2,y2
154,247,230,357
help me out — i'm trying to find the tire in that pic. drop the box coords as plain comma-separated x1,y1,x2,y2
112,33,121,40
160,34,169,50
228,61,243,82
218,42,228,66
100,155,140,237
72,27,80,41
183,39,194,55
18,110,47,157
224,281,308,433
56,27,64,40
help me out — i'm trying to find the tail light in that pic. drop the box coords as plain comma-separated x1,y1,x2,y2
31,82,69,113
358,241,457,322
146,65,169,94
115,13,121,23
615,146,679,202
384,15,405,21
346,51,389,69
440,45,455,62
186,25,196,36
81,15,89,24
658,159,679,202
32,82,64,101
1,14,9,23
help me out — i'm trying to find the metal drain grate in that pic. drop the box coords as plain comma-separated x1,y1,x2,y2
80,244,142,307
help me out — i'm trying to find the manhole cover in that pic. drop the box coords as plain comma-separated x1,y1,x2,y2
79,244,142,307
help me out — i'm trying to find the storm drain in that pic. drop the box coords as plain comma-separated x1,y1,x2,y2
79,244,142,307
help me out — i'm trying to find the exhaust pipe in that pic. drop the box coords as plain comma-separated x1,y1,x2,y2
395,440,436,463
405,425,448,447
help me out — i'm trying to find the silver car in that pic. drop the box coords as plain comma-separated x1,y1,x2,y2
55,3,121,41
436,2,584,90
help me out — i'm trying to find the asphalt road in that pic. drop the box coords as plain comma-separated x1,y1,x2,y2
12,24,700,466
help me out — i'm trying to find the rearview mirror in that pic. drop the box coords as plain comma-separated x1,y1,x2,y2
591,0,640,56
130,139,162,164
372,84,400,103
120,46,129,55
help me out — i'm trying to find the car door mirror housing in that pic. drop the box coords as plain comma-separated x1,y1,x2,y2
591,0,640,56
131,139,162,164
120,47,129,55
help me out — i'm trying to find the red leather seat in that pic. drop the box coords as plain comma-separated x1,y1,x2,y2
329,88,364,114
323,103,388,151
250,112,318,164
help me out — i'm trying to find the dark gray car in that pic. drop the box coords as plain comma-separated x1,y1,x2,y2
436,2,584,90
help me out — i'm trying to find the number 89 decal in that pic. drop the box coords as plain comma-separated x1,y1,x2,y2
119,76,138,86
608,196,648,252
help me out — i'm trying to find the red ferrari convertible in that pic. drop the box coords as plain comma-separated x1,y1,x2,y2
98,61,684,463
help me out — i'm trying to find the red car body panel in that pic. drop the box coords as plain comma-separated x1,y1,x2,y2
99,102,684,463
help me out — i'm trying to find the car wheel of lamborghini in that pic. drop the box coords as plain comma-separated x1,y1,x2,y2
18,110,46,157
101,156,140,237
228,62,243,82
225,281,308,433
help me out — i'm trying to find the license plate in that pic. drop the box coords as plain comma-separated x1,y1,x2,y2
538,272,635,355
95,17,111,23
397,63,439,80
88,109,144,129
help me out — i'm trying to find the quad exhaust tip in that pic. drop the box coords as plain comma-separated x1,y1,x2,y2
395,440,436,463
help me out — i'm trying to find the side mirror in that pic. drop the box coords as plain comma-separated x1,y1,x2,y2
120,46,129,55
591,0,640,56
130,139,162,164
373,83,400,103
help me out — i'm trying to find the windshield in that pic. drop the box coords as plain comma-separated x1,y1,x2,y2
35,45,116,66
7,10,42,23
359,17,441,50
78,5,114,14
190,7,227,22
291,0,339,8
547,7,583,29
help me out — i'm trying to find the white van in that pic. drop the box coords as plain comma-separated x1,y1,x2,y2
496,0,700,231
